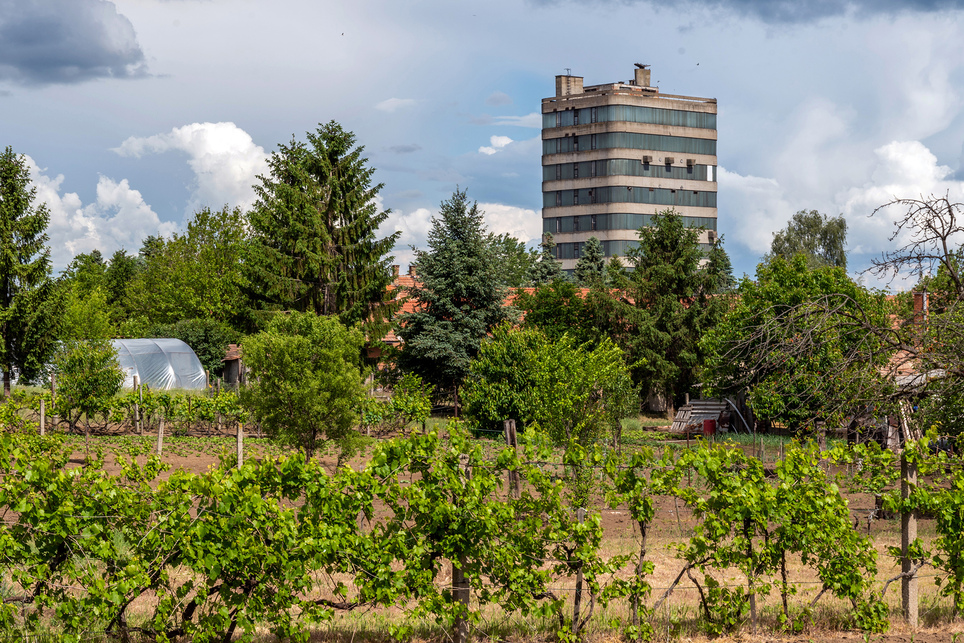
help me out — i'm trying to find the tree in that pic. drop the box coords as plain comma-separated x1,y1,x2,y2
0,147,61,394
242,311,365,460
768,209,848,270
53,338,124,443
143,318,240,377
247,122,400,335
397,189,515,403
528,233,564,285
515,280,603,347
61,286,114,341
574,236,605,286
486,232,537,288
701,255,892,432
125,206,250,331
605,210,730,415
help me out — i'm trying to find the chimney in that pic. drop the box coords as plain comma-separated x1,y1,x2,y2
634,66,651,87
408,264,417,278
555,74,584,97
391,264,399,278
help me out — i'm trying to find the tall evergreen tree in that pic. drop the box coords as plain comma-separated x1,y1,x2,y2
0,147,61,394
574,236,606,286
247,121,400,334
397,189,515,403
529,232,564,285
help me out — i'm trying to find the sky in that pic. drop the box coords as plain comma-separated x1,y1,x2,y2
4,0,964,286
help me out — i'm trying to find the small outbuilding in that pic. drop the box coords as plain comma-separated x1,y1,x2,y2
113,338,207,391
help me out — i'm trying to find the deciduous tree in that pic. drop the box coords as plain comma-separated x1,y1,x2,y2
768,209,848,270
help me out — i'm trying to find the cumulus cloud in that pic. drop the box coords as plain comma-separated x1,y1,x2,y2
485,91,513,106
0,0,147,85
479,202,541,244
25,156,175,268
478,135,514,155
375,97,416,113
113,122,269,215
530,0,964,23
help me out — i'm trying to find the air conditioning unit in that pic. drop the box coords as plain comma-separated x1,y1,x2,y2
664,157,675,164
707,231,717,243
642,155,652,164
686,158,695,167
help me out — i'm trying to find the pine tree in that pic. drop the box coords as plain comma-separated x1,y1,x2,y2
247,122,400,335
529,233,564,285
0,147,61,394
397,189,515,403
574,236,606,286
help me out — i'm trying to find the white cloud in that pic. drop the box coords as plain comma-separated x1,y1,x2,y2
478,135,514,155
485,91,513,106
113,122,269,216
479,202,541,245
717,167,794,257
492,113,541,128
375,97,416,113
25,156,175,268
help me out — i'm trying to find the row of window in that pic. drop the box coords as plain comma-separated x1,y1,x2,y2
545,213,717,235
543,159,717,182
544,186,717,209
543,105,716,130
556,240,716,260
543,132,716,156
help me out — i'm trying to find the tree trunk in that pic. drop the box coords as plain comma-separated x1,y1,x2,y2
3,369,10,398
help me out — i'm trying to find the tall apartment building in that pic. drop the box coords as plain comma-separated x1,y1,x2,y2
541,65,718,271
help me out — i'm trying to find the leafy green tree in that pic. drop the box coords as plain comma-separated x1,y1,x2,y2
606,210,730,415
528,233,564,285
397,189,515,404
515,280,602,347
247,122,399,335
768,209,848,270
142,317,240,377
574,236,606,286
53,338,124,439
242,311,366,460
485,232,537,288
702,254,892,431
61,286,114,341
126,206,250,330
0,147,61,394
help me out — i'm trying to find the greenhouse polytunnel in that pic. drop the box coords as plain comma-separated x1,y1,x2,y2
112,339,207,390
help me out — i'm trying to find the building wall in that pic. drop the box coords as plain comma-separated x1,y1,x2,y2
541,67,718,271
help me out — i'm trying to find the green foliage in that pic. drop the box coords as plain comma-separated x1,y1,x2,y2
767,209,848,270
702,254,892,430
52,339,124,434
61,285,114,341
515,279,603,346
486,232,537,288
606,210,730,410
141,317,240,377
397,189,515,395
574,236,606,286
529,232,564,285
125,206,250,331
0,147,61,392
247,122,399,337
242,311,366,459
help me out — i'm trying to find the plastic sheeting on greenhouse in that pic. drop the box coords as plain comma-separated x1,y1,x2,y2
112,339,207,391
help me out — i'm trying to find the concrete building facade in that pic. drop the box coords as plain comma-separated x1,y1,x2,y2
541,65,718,271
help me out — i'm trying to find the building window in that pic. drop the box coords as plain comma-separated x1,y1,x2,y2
555,165,562,180
573,190,579,206
555,218,562,233
573,216,580,231
591,214,597,230
573,164,579,179
555,192,562,207
591,161,597,177
573,110,579,125
590,134,597,150
573,137,579,151
590,107,598,123
555,112,561,127
589,189,596,204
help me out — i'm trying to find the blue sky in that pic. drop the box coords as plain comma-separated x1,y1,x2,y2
4,0,964,286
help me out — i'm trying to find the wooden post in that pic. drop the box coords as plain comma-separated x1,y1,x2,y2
205,369,210,391
453,453,471,643
573,507,586,631
902,452,919,628
503,419,519,499
133,375,141,435
138,381,144,436
39,398,45,437
631,518,648,630
237,420,243,468
745,517,757,633
50,373,57,426
157,415,165,456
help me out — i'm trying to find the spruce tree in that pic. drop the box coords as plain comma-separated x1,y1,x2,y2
247,122,400,335
529,232,564,285
0,147,61,394
397,189,515,403
574,236,606,286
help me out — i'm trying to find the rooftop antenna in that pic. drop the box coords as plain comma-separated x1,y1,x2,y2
634,63,650,69
565,67,572,76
